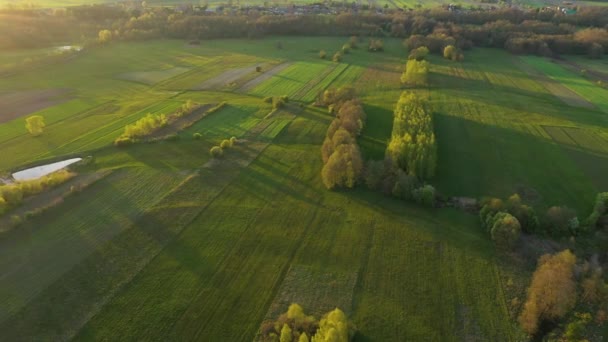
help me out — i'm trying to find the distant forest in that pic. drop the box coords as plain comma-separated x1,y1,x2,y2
1,5,608,57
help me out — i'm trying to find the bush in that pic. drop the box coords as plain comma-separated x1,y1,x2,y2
490,212,521,249
392,169,419,200
332,51,342,62
114,136,133,147
210,146,223,158
586,192,608,229
412,184,436,207
193,132,202,140
230,136,238,145
365,160,385,191
256,66,262,72
263,96,273,104
220,139,232,149
342,44,350,54
319,50,327,59
10,215,22,226
272,97,286,110
280,95,289,103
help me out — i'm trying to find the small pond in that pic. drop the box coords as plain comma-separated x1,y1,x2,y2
12,158,82,181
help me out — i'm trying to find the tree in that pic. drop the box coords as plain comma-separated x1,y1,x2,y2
98,29,112,44
490,212,521,249
506,194,539,233
586,192,608,229
220,139,232,149
25,115,45,136
401,59,429,86
280,324,293,342
408,46,429,61
412,184,436,207
519,250,577,335
332,52,342,62
298,333,310,342
341,44,350,54
210,146,223,158
319,50,327,59
311,308,350,342
322,144,363,190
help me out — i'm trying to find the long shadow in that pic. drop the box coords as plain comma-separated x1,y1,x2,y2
429,70,608,128
432,113,605,214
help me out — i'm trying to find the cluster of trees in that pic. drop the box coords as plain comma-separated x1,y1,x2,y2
519,250,578,336
210,136,238,158
401,48,430,87
261,303,355,342
115,100,201,145
443,45,464,61
385,92,437,180
519,249,608,340
479,190,608,241
320,87,365,190
25,115,46,136
0,170,74,216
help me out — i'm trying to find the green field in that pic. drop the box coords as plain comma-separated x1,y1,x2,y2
0,37,606,340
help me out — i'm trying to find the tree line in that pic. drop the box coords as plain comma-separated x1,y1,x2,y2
2,6,608,59
320,87,366,190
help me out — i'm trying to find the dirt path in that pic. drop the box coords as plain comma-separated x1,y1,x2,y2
0,89,72,124
193,66,259,90
237,62,293,92
515,59,596,109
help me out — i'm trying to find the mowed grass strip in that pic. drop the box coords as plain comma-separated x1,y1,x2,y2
522,56,608,113
250,61,329,99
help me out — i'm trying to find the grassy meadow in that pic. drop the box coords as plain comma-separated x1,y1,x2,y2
0,36,606,341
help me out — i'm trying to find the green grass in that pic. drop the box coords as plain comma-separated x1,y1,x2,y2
1,38,606,341
118,67,190,85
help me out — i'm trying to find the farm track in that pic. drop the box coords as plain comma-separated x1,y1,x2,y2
238,62,292,93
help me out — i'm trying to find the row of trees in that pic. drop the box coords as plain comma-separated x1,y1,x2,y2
480,192,608,243
320,88,365,190
402,46,430,87
114,100,200,146
385,92,437,181
0,169,74,216
261,303,355,342
209,136,238,158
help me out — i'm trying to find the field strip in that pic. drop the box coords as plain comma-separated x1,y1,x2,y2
193,65,259,90
0,170,112,233
292,64,340,100
516,58,596,110
0,89,73,124
0,168,187,324
146,103,216,139
238,62,292,92
555,59,608,83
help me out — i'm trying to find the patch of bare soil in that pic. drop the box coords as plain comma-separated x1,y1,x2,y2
193,65,259,90
0,89,72,124
238,62,292,92
515,60,596,109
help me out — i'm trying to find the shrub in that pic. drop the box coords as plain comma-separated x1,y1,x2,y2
319,50,327,59
256,66,262,72
263,96,273,104
506,194,540,233
332,51,342,62
25,115,46,136
114,136,133,147
412,184,436,207
220,139,232,149
392,169,419,200
586,192,608,229
342,44,350,54
280,95,289,103
230,136,238,145
193,132,202,140
479,198,504,232
272,97,286,109
368,39,384,52
164,133,179,141
210,146,223,158
10,215,22,226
